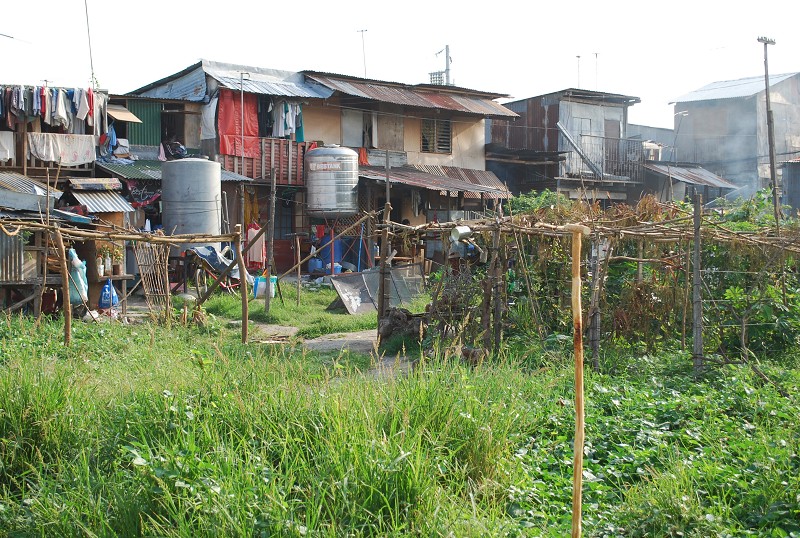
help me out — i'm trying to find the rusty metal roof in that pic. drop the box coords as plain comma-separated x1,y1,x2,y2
304,73,517,118
0,171,61,196
644,163,736,189
410,165,510,198
359,165,510,198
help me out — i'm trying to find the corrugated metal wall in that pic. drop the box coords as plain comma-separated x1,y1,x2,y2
0,231,24,282
126,100,162,146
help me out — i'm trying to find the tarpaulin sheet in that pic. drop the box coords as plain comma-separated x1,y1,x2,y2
217,88,260,158
329,263,425,315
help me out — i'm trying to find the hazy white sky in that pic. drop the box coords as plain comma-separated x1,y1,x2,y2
2,0,797,129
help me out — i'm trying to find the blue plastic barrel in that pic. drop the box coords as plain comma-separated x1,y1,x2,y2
318,236,343,268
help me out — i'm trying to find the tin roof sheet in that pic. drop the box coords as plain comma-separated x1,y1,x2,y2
359,165,509,198
644,163,736,189
96,160,252,182
72,191,135,213
0,171,61,196
67,177,123,191
409,165,510,198
673,73,798,103
130,60,333,101
305,73,517,118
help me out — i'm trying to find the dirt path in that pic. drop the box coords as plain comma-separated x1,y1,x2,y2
303,329,415,378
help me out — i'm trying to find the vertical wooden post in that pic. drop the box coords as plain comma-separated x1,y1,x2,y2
295,234,301,307
22,121,28,176
54,229,71,346
565,223,590,538
491,222,503,353
692,193,704,373
636,238,643,284
234,224,248,343
377,150,391,328
589,234,601,370
265,168,277,313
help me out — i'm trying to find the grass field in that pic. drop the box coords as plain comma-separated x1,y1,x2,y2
0,311,798,536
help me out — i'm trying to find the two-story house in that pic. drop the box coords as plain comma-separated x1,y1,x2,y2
672,72,800,194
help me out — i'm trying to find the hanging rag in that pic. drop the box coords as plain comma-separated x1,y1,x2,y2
358,147,369,166
0,131,15,161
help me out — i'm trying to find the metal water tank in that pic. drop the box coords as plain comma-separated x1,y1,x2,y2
305,145,359,219
161,158,222,254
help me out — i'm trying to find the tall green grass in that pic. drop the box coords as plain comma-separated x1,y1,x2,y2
0,314,798,536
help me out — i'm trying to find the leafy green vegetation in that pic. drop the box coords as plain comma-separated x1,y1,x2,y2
1,314,798,537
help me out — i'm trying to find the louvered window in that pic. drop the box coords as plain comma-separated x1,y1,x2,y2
421,118,451,154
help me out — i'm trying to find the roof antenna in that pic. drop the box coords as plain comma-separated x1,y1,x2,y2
357,29,368,78
84,0,98,88
576,55,581,88
594,52,599,90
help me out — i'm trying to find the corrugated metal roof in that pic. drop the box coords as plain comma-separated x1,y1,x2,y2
130,60,333,101
673,73,798,103
132,62,208,101
67,178,123,190
644,163,736,189
96,160,252,182
72,191,135,213
410,165,510,198
305,73,517,118
359,165,509,198
0,171,61,196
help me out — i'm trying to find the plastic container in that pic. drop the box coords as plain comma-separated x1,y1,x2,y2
253,275,277,298
318,236,343,268
308,257,324,273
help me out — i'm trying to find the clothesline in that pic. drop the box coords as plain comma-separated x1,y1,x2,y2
0,84,109,137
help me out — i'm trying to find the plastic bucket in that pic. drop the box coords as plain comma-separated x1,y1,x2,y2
450,225,472,242
253,276,277,298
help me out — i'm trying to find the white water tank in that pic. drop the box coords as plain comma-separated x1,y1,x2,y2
161,158,222,254
305,145,359,219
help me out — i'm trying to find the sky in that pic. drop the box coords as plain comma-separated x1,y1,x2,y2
2,0,797,129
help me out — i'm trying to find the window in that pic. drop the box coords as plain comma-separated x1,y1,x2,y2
421,118,451,154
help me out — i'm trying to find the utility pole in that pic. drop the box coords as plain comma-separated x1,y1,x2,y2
576,56,581,88
758,36,780,230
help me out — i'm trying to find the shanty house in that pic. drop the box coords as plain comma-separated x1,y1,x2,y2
486,89,641,202
126,60,516,271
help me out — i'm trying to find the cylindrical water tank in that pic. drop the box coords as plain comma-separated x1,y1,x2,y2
161,158,222,254
305,145,359,219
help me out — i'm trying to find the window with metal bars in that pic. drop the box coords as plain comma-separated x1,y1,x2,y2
421,118,452,154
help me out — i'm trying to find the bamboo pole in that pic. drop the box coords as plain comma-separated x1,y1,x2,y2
265,168,277,313
234,224,248,343
295,234,301,307
564,223,590,538
692,194,704,373
53,229,71,346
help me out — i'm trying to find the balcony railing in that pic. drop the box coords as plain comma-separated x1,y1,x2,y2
220,138,308,186
563,135,646,184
